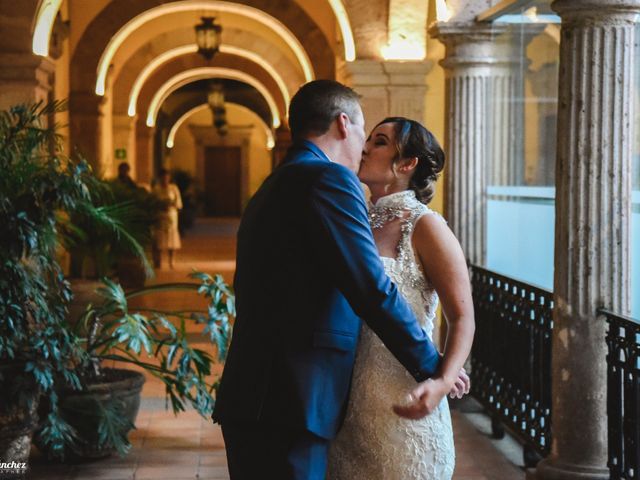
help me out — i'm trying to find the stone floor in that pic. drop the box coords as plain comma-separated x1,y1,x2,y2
25,217,526,480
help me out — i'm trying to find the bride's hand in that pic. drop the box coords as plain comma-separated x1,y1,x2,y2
448,367,470,399
392,377,450,420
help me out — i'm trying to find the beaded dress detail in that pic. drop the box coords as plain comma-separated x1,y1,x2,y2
327,190,455,480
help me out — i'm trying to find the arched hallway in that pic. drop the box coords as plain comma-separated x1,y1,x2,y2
22,218,525,480
2,0,639,478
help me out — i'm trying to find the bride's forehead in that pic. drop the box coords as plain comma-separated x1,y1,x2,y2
371,122,396,137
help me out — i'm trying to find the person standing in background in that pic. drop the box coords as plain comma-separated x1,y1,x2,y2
116,162,137,189
153,168,183,269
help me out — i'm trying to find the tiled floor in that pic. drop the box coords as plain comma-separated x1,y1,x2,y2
26,218,525,480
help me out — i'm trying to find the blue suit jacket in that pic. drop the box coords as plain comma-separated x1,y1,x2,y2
212,140,441,439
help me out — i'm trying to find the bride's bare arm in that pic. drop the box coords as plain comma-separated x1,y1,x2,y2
393,213,475,419
415,214,475,389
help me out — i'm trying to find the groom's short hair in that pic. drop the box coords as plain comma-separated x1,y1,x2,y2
288,80,361,140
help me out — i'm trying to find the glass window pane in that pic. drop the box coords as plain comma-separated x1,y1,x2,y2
485,1,559,291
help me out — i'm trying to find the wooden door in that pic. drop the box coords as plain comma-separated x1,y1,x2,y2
204,146,242,216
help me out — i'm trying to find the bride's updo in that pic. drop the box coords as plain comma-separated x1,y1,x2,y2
376,117,445,205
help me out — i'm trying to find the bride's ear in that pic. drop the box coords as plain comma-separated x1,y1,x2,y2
398,156,419,173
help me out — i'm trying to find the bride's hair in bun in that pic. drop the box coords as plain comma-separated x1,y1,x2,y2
376,117,445,205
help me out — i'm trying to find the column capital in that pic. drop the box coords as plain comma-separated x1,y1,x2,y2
552,0,640,23
429,22,518,71
429,22,508,44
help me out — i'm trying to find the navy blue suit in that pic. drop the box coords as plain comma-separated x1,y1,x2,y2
213,140,441,479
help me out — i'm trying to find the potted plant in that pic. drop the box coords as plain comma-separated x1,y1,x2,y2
34,271,234,460
107,180,166,288
63,177,165,291
0,101,102,464
59,167,169,329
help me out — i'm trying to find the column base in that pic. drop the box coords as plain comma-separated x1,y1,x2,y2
531,458,609,480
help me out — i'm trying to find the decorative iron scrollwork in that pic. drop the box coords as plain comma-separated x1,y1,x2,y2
469,265,553,460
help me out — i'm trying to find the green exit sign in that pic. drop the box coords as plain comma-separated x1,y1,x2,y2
115,148,127,159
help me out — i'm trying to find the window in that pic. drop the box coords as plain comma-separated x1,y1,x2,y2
484,1,559,291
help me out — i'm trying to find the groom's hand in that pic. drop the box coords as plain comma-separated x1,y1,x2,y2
392,378,450,420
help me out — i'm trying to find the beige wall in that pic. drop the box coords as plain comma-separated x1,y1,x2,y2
424,0,447,216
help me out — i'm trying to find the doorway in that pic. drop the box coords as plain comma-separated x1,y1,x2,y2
204,146,242,216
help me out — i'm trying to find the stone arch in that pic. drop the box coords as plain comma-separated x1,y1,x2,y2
66,0,334,172
70,0,334,98
111,26,301,117
165,99,273,149
135,53,286,128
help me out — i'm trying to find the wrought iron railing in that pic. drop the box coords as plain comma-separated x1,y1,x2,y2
604,309,640,480
469,265,553,466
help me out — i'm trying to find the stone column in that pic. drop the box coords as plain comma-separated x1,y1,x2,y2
135,122,155,186
429,23,511,265
112,114,137,179
69,91,108,177
533,1,637,479
339,60,432,129
0,0,54,109
272,125,291,168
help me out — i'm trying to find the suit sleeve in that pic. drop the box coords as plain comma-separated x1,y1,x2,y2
309,163,441,381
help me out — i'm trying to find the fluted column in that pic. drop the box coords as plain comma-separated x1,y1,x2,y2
430,23,511,265
339,60,433,128
533,1,638,479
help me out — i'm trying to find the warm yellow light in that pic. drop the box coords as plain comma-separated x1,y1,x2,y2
327,0,356,61
435,0,452,22
32,0,63,56
266,136,275,150
221,45,291,107
382,0,427,60
147,67,281,129
128,45,196,116
96,1,314,96
523,7,539,23
166,104,208,148
166,102,275,150
380,42,426,61
544,24,561,44
127,44,291,117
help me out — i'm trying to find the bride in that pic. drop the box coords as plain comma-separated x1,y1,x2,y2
327,117,475,479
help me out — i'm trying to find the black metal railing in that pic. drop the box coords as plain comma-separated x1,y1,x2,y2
469,265,553,465
604,309,640,480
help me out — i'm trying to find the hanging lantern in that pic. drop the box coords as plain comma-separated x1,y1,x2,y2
195,17,222,60
214,108,228,135
208,82,225,113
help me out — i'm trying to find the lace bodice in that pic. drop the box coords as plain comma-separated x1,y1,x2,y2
327,190,455,480
371,190,440,337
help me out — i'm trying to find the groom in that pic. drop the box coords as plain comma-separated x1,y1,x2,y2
213,80,446,479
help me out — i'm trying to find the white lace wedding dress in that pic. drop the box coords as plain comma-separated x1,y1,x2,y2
327,190,455,480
